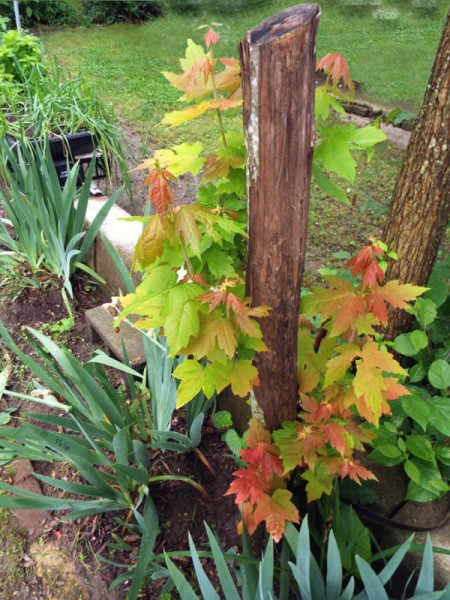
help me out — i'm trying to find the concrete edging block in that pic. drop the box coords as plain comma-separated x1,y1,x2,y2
84,197,142,295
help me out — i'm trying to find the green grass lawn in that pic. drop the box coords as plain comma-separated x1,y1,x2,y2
40,1,444,271
42,0,447,148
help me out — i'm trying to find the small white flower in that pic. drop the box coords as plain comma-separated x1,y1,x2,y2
176,264,188,282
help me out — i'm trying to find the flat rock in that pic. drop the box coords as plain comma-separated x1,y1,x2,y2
12,460,51,541
376,495,450,592
85,305,145,369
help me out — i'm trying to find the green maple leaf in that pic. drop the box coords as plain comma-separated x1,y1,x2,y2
161,284,203,355
173,359,215,408
273,421,303,474
228,359,258,397
207,358,258,397
155,142,205,177
302,465,334,502
117,267,178,325
315,86,345,121
312,161,350,204
204,247,237,279
315,123,385,182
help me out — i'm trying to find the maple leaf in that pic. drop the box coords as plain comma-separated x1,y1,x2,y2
324,422,348,455
174,206,202,257
345,242,384,287
161,283,204,355
326,457,377,485
173,359,215,408
215,57,241,94
301,465,334,502
185,311,237,360
301,276,365,337
240,423,283,478
225,463,268,504
133,214,167,269
162,101,211,127
154,142,205,177
162,39,212,101
316,52,355,92
353,341,407,425
237,502,258,536
273,421,305,474
297,328,335,394
143,166,175,216
207,359,258,397
324,343,361,387
366,280,427,324
228,359,259,397
314,124,385,183
253,489,299,542
210,98,243,111
204,28,220,48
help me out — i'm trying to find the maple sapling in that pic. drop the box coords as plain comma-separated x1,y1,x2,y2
227,241,426,541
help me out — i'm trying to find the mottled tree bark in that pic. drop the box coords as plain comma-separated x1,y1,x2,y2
383,10,450,339
240,4,320,430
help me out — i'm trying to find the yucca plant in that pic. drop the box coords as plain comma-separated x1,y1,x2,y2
0,139,122,297
164,517,450,600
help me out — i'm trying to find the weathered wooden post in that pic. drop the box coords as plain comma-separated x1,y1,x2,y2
240,4,320,430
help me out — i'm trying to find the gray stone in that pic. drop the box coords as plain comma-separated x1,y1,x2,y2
85,305,145,369
375,495,450,592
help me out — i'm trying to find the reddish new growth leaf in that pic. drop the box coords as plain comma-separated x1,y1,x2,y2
317,52,355,92
345,241,384,288
142,163,175,217
326,457,377,485
204,28,220,48
226,420,298,541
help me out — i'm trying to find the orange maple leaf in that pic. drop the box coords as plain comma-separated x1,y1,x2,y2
143,166,175,216
237,501,259,536
324,422,348,456
326,457,377,484
225,464,268,504
317,52,355,92
253,490,300,543
366,280,428,324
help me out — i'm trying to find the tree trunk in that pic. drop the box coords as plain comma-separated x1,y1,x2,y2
240,4,320,430
383,9,450,339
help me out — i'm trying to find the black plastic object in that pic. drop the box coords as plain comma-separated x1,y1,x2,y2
7,131,109,187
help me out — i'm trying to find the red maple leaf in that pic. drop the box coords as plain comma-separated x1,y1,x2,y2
205,28,220,48
316,52,355,92
143,166,175,216
345,242,384,288
225,464,268,504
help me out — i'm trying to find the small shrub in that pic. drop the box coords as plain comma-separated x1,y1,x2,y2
0,28,46,83
82,0,162,25
0,0,80,27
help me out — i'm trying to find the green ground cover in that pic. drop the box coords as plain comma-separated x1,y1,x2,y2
41,0,447,149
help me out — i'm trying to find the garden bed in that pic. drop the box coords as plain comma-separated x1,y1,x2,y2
0,275,242,599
